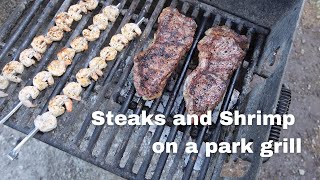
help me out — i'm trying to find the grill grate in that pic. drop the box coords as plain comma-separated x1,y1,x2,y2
0,0,271,179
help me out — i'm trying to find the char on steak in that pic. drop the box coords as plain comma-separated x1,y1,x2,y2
133,7,197,100
183,26,249,116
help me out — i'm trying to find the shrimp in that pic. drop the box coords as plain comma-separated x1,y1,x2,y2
102,5,120,22
55,12,73,32
0,76,8,96
19,48,42,67
63,82,82,101
46,26,64,43
70,36,88,52
79,0,99,11
33,71,54,91
76,68,95,87
121,23,142,41
34,112,57,132
82,26,100,41
89,57,107,77
0,91,8,97
48,95,73,117
100,46,117,61
31,35,50,53
109,34,129,51
2,61,24,83
93,13,109,30
67,4,87,21
18,86,40,107
0,75,9,90
57,47,76,65
47,60,68,77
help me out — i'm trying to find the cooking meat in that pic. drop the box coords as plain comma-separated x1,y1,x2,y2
183,26,249,116
133,7,197,100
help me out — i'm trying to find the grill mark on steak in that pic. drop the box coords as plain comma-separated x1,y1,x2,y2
183,26,249,116
133,7,197,100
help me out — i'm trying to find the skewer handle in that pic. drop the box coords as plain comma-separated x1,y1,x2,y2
0,101,23,124
7,127,39,160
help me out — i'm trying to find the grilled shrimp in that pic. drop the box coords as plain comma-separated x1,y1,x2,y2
47,60,68,76
82,26,100,41
102,5,120,22
79,0,99,11
0,91,8,97
70,36,88,52
121,23,142,41
48,95,73,117
34,112,57,132
63,82,82,101
67,4,87,21
2,61,24,83
33,71,54,91
46,26,64,43
31,35,50,53
55,12,73,32
76,68,95,87
0,75,9,90
57,47,76,65
18,86,40,107
19,48,42,67
89,57,107,78
93,13,109,30
100,46,117,61
109,34,129,51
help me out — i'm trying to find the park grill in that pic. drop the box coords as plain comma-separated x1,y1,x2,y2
0,0,301,179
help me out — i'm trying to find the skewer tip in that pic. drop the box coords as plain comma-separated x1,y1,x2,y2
7,151,18,161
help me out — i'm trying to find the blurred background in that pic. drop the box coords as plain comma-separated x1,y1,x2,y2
0,0,319,179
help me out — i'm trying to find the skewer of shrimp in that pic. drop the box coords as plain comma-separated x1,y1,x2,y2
0,3,121,125
0,0,99,96
7,18,145,160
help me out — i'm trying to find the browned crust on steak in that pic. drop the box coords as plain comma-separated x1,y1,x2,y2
133,7,197,100
184,26,249,116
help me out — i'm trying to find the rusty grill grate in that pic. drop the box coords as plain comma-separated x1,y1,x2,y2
0,0,273,179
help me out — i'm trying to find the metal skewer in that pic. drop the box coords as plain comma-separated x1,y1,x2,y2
7,9,144,161
0,102,23,124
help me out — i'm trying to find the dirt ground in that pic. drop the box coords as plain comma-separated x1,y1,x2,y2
0,0,319,179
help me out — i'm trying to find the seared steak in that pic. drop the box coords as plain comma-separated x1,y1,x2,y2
133,7,197,100
184,26,249,116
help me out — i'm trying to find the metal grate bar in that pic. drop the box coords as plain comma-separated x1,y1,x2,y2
86,86,135,154
0,0,44,60
166,125,192,179
197,29,260,180
150,16,209,179
123,98,161,171
0,0,28,42
112,97,144,164
136,12,209,179
73,0,148,145
74,0,165,146
182,27,257,180
84,0,159,154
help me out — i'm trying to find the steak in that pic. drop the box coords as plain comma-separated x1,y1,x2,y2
183,26,249,116
133,7,197,100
